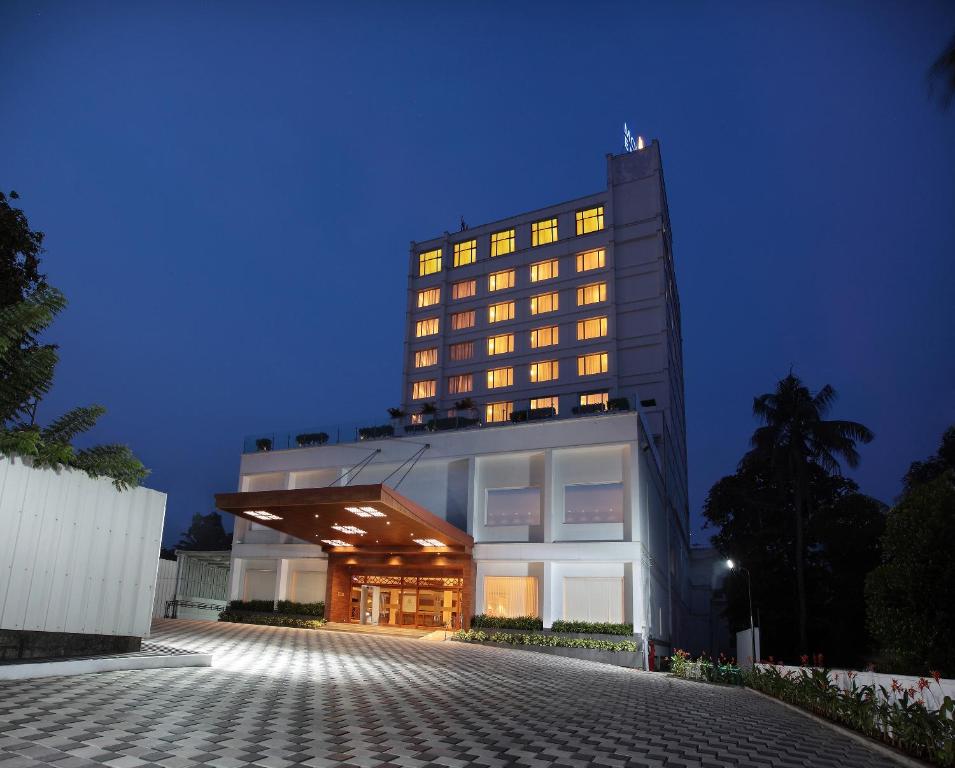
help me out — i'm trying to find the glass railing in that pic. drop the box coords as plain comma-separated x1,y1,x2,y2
242,392,650,454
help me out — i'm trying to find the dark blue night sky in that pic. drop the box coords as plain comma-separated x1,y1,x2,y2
2,1,953,547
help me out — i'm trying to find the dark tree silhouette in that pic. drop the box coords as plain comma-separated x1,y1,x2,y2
928,32,955,110
176,512,233,551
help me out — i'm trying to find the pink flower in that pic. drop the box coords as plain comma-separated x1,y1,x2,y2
847,670,857,680
931,670,942,684
891,679,903,694
800,654,809,666
918,678,929,692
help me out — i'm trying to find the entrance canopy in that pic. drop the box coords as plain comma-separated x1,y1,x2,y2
215,484,473,554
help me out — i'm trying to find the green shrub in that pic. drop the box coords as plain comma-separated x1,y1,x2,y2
470,614,543,630
550,620,633,636
226,600,324,618
219,612,326,630
452,630,638,653
668,649,743,685
747,665,955,766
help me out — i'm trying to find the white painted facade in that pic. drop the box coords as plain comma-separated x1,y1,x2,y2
0,456,167,639
230,410,684,644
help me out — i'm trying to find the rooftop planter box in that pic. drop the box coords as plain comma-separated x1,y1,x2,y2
255,437,273,452
572,402,606,416
606,397,631,412
510,407,557,423
357,424,394,440
403,423,430,434
434,416,480,431
295,432,328,448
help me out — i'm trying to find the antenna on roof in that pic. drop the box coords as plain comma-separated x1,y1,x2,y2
460,215,468,231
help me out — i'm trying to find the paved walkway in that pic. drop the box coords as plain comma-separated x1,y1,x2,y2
0,619,899,768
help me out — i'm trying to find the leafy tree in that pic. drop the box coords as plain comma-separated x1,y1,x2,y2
866,426,955,675
0,191,147,489
705,458,884,666
176,512,233,551
928,32,955,110
742,372,873,656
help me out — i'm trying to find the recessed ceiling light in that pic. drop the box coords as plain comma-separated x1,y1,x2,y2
332,524,366,535
320,539,350,547
247,510,282,521
413,538,445,547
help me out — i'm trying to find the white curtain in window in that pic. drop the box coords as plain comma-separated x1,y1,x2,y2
563,577,624,623
484,576,539,617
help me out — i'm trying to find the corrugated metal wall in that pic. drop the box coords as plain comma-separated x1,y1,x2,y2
152,558,178,618
0,456,167,638
177,556,229,601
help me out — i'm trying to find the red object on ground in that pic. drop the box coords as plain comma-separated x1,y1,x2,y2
648,640,656,671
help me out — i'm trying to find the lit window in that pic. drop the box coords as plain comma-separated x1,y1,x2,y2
580,391,609,406
530,396,559,414
410,413,424,425
488,301,515,323
577,316,608,340
530,291,559,315
483,575,538,616
577,282,607,306
449,341,474,360
491,229,515,257
411,380,436,399
451,310,475,330
452,279,476,299
575,206,604,235
487,333,514,356
419,248,442,276
577,352,609,376
565,482,624,524
488,269,515,292
415,317,439,337
485,401,513,423
487,367,513,389
530,258,558,282
448,374,473,394
531,218,557,246
486,488,541,527
530,325,559,348
417,287,440,308
453,240,476,267
414,348,437,368
576,248,606,272
529,360,559,383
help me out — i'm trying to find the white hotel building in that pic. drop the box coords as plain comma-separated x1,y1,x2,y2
218,141,690,650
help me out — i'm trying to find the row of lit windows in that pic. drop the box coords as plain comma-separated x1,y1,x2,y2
410,352,609,399
485,392,609,423
417,207,605,276
417,250,605,308
413,317,608,368
413,282,607,337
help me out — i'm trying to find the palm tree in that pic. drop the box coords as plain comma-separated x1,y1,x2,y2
742,372,873,656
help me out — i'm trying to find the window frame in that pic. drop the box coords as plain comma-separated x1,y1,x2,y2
450,309,476,330
575,206,605,236
529,359,559,383
447,373,473,395
487,333,514,356
530,291,559,315
488,268,516,292
576,282,607,306
490,229,515,257
414,348,438,368
486,366,514,389
530,325,559,349
418,248,442,276
453,239,477,267
531,218,558,247
411,379,436,400
576,248,606,273
452,279,477,300
415,317,439,337
577,352,609,377
449,340,474,361
487,300,515,324
417,286,441,308
485,401,514,423
530,258,559,283
576,316,608,340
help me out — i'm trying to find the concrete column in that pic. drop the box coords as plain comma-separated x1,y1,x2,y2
623,442,640,542
274,558,291,609
539,561,555,628
228,558,246,602
542,449,554,543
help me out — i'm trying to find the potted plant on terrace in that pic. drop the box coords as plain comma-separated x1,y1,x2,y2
421,402,437,430
295,432,328,448
387,407,405,431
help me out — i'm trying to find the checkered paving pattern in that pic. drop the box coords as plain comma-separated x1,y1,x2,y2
0,619,897,768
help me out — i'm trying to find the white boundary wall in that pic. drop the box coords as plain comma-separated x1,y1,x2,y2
152,559,178,618
0,456,167,638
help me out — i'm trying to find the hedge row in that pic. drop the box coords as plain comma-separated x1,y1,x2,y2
452,630,639,652
227,600,325,617
470,614,543,630
550,620,634,636
219,612,326,629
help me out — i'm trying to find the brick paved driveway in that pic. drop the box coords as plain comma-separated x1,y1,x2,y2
0,620,897,768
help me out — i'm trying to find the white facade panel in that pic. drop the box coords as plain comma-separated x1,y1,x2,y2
0,456,166,638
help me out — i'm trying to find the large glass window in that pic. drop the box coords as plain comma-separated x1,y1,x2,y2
490,229,515,257
530,360,559,383
577,352,608,376
577,316,608,340
417,287,440,308
484,576,538,617
488,301,515,323
411,380,436,400
419,248,442,276
488,269,515,292
487,367,513,389
530,396,559,414
564,482,624,524
531,218,557,246
487,333,514,356
563,577,623,623
414,348,437,368
530,258,558,282
451,310,475,330
447,374,472,394
530,291,559,315
530,325,559,349
452,279,476,299
575,206,604,235
415,317,439,337
449,340,474,360
577,282,607,306
453,239,477,267
580,391,609,406
485,401,513,423
486,487,541,526
576,248,606,272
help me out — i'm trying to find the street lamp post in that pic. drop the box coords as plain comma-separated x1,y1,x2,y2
727,559,757,668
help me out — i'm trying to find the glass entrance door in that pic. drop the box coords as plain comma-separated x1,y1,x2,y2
350,575,464,629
